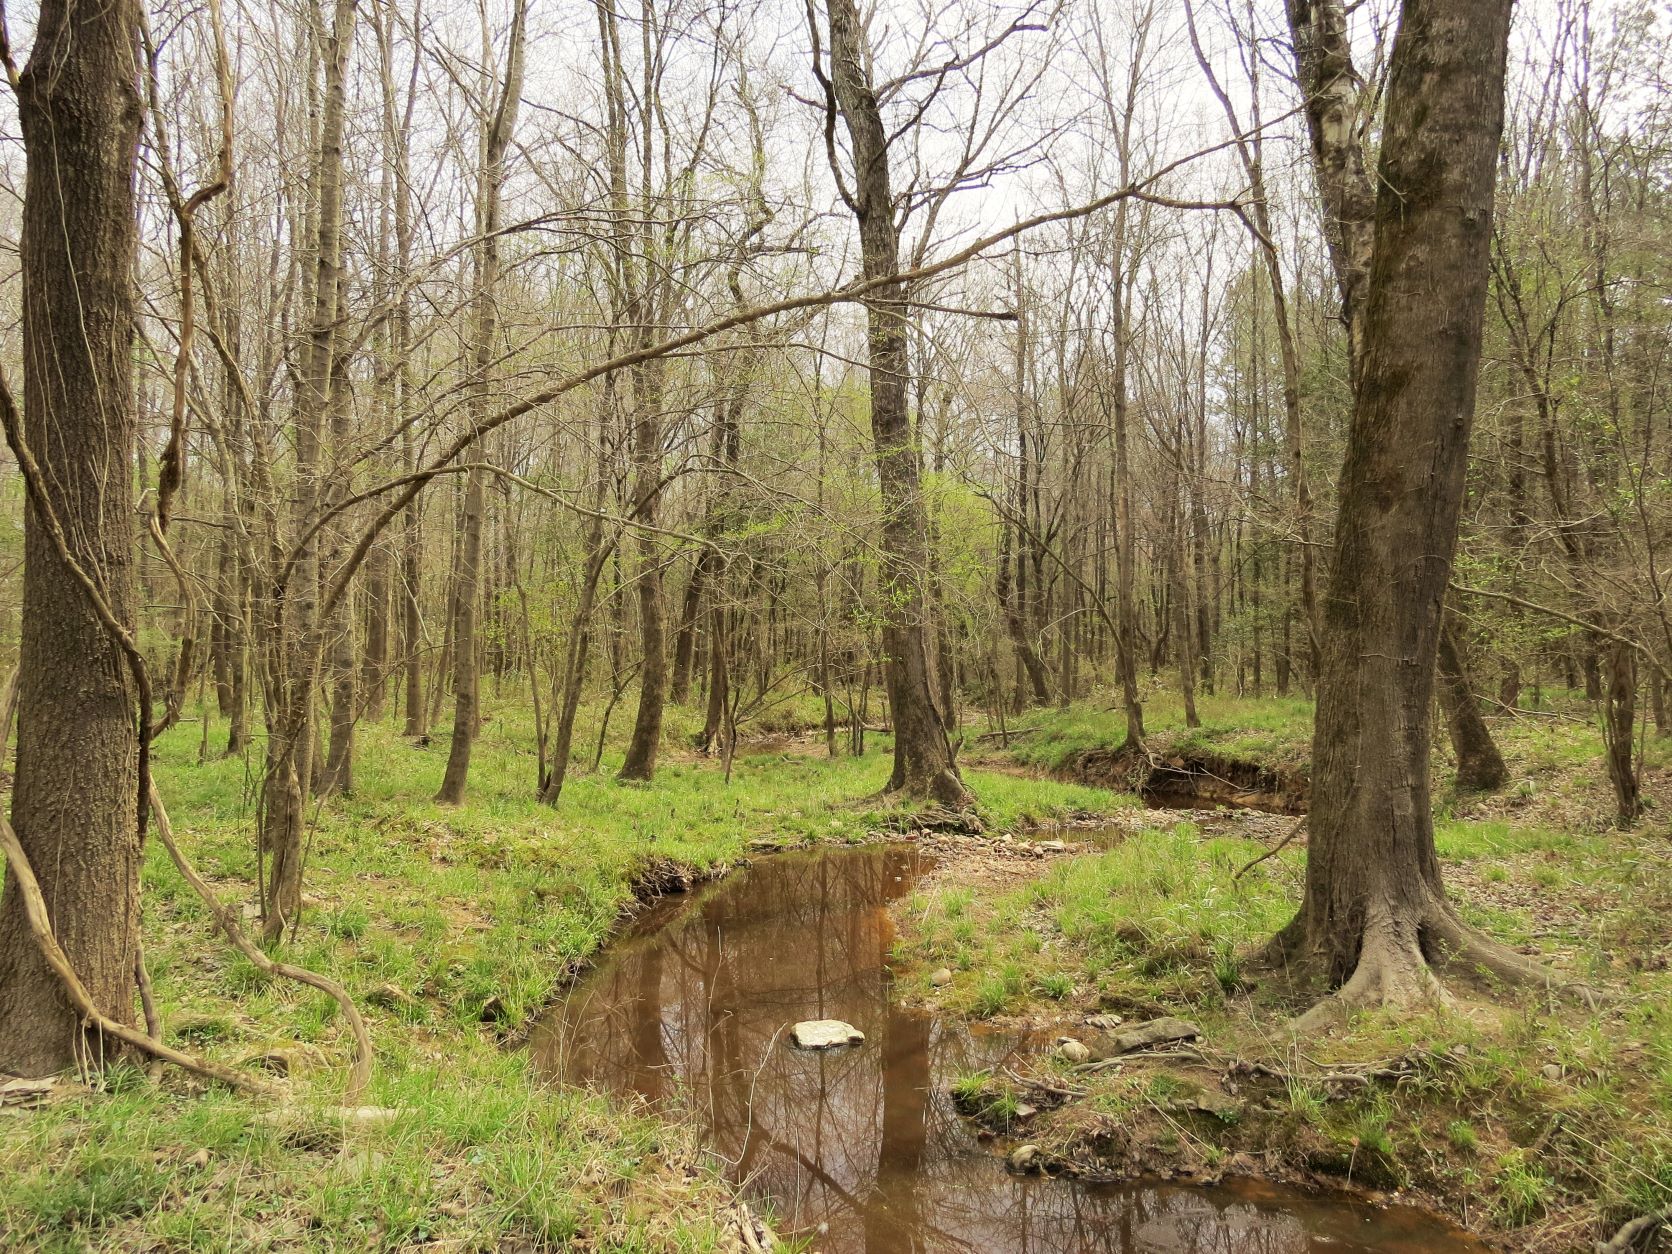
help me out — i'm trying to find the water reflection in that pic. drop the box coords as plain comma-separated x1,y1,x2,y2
528,846,1482,1254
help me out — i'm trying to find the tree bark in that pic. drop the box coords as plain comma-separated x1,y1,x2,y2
0,0,145,1076
1601,637,1643,827
436,0,527,803
825,0,970,807
1272,0,1530,1009
1436,615,1508,793
258,0,357,943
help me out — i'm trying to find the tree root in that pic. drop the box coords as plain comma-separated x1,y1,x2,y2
1598,1208,1671,1253
1284,895,1596,1034
0,810,271,1094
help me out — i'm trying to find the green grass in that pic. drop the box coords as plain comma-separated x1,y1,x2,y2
896,713,1672,1245
1002,693,1314,775
905,823,1298,1018
1,694,1131,1250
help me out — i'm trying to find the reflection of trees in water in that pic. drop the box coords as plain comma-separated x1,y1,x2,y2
527,848,1426,1254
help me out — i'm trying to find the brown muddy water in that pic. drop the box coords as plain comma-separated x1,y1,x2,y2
528,845,1483,1253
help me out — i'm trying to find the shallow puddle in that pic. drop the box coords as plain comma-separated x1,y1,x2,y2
528,845,1484,1252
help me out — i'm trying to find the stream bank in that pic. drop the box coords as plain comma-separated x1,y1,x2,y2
532,842,1485,1252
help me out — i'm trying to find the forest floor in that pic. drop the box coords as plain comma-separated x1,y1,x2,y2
3,689,1667,1251
900,692,1672,1253
0,695,1123,1252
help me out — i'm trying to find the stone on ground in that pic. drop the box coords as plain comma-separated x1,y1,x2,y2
1108,1016,1201,1055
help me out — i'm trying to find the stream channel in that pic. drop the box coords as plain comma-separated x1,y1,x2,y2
529,844,1486,1252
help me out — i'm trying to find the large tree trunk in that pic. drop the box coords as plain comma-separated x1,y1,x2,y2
0,0,145,1076
1272,0,1534,1011
825,0,971,808
1436,615,1508,793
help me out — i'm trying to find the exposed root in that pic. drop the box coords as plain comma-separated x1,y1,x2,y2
1290,908,1453,1034
1598,1207,1671,1253
1422,899,1601,1006
0,809,271,1094
1284,894,1593,1033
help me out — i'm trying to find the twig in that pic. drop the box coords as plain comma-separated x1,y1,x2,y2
1234,816,1306,880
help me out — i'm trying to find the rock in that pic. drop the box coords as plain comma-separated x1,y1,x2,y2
1084,1013,1124,1030
337,1106,404,1127
1008,1143,1042,1172
255,1105,405,1131
929,968,953,988
1014,1103,1039,1121
791,1019,865,1050
1054,1038,1092,1064
0,1078,54,1108
337,1148,387,1179
1109,1017,1201,1055
1542,1063,1563,1082
1171,1089,1243,1120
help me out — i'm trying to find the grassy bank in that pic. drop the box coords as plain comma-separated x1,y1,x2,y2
0,701,1125,1252
975,693,1314,780
897,698,1672,1252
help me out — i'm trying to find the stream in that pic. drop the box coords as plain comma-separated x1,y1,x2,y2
528,844,1485,1252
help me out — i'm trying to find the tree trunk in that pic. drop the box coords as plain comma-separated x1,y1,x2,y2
617,409,669,780
436,0,526,804
360,537,390,720
1272,0,1532,1011
436,467,485,802
1601,637,1642,827
670,553,709,706
1436,615,1508,793
260,0,356,944
0,0,144,1076
825,0,970,807
320,359,357,797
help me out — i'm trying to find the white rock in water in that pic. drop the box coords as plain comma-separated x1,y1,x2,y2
791,1019,865,1050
